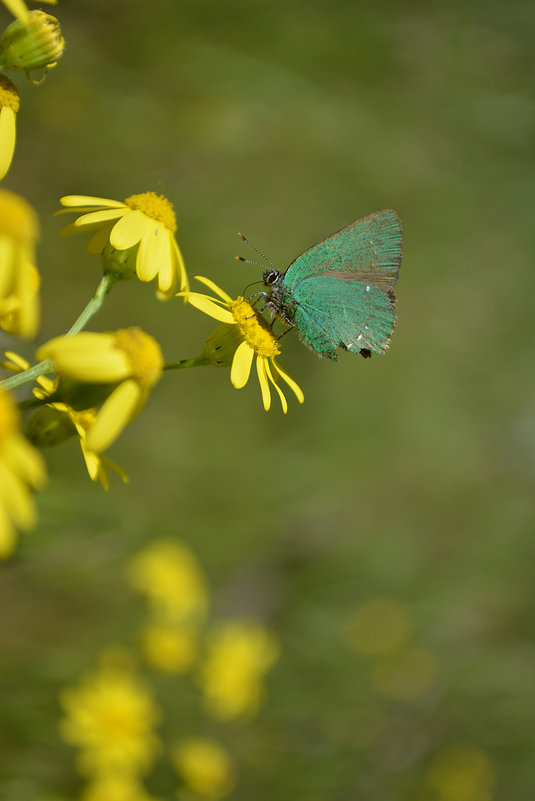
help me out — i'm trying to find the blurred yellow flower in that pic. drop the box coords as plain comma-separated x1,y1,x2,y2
3,351,128,489
81,775,161,801
0,188,40,338
1,0,29,21
59,649,161,778
425,744,495,801
371,646,437,701
0,386,46,557
0,74,19,180
126,540,208,621
172,738,235,800
58,192,189,298
140,620,199,674
199,622,279,720
0,10,64,73
36,327,163,452
182,276,304,413
348,597,413,657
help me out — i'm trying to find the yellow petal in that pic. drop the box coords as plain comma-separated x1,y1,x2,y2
264,358,287,413
86,379,142,452
37,334,130,383
136,233,158,282
0,106,16,181
87,223,114,255
136,221,166,283
193,276,232,303
271,359,304,403
3,436,46,489
230,340,254,389
110,209,150,249
186,293,235,323
73,208,127,230
255,355,272,410
0,236,15,297
0,462,36,530
173,238,189,294
60,195,126,208
0,502,16,559
2,0,28,21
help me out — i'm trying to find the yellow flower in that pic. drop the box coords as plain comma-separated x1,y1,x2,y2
0,188,40,338
126,540,208,621
0,386,46,557
59,649,161,778
1,0,29,22
58,192,189,298
0,74,19,180
3,351,128,489
140,620,199,674
199,622,279,720
0,10,64,73
36,327,163,453
81,776,161,801
182,276,304,413
172,738,235,800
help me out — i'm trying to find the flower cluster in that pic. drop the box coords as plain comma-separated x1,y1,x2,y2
60,539,279,799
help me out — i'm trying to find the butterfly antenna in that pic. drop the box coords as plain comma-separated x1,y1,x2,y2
236,232,278,271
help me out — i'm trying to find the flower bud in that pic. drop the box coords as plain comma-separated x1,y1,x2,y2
0,10,64,73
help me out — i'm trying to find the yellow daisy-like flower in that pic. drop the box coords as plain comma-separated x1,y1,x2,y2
0,188,40,338
3,351,128,489
172,738,235,800
0,386,46,558
36,327,163,453
183,276,304,413
199,622,279,720
59,649,161,778
0,10,64,73
126,540,209,621
0,74,19,181
58,192,189,298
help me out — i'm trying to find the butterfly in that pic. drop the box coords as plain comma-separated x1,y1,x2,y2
242,210,403,360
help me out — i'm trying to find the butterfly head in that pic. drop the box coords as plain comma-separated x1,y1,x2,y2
263,268,283,288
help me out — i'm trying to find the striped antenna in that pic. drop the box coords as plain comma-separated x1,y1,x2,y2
236,232,278,271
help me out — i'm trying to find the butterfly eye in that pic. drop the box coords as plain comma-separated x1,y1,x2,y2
264,270,279,286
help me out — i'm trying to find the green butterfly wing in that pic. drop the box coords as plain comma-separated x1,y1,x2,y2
291,276,396,360
286,209,402,285
283,210,402,359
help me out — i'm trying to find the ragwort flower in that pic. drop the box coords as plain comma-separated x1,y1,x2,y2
199,622,279,720
80,775,161,801
0,74,19,180
58,192,189,298
0,187,40,338
182,276,304,413
59,649,161,777
0,386,46,557
36,327,163,453
172,738,235,800
126,540,208,621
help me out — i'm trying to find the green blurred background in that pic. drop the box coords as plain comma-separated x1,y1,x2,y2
2,0,535,798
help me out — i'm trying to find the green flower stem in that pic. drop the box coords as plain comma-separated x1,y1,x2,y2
1,358,54,391
66,273,115,335
1,274,115,392
164,355,213,370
